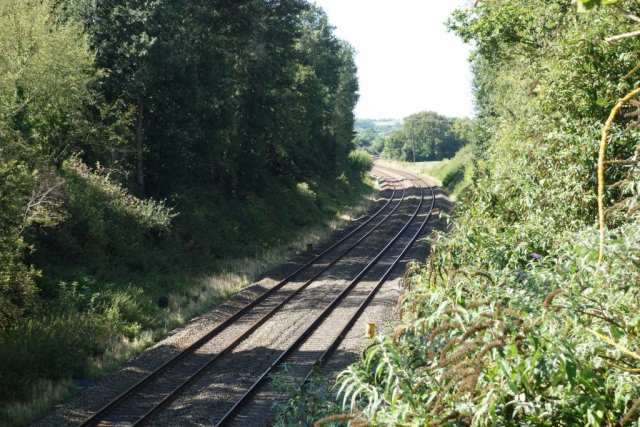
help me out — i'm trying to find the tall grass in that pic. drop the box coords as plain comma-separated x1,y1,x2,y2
1,380,77,427
157,190,377,332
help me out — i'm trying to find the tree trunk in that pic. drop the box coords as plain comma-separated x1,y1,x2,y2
136,99,145,190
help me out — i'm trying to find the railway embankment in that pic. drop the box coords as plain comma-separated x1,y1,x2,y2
31,164,450,427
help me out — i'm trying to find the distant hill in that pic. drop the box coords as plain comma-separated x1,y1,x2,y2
355,118,403,134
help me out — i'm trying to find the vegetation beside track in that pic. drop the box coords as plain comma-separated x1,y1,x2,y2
0,1,370,425
375,144,476,200
275,1,640,425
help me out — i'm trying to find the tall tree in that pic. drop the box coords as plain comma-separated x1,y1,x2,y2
382,111,469,161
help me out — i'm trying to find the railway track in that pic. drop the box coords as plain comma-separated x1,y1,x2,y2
76,165,435,427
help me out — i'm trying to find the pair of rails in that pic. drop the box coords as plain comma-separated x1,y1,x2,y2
78,166,435,426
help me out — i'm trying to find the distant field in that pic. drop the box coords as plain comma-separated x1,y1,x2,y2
355,118,403,132
371,119,401,127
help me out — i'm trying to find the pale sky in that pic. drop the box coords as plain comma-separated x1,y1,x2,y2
312,0,474,120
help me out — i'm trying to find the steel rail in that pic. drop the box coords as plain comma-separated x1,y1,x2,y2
297,176,435,388
215,173,434,426
78,170,406,427
126,172,412,426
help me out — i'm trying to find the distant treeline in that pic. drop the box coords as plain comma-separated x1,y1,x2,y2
354,118,402,129
55,0,359,196
357,111,473,161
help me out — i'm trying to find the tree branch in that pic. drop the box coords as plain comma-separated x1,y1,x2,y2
623,62,640,80
605,29,640,43
613,4,640,24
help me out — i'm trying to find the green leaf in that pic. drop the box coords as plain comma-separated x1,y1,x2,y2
577,0,599,12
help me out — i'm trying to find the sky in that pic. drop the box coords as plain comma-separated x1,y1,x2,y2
311,0,474,120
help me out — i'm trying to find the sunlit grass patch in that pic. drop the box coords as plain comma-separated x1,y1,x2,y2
0,379,76,427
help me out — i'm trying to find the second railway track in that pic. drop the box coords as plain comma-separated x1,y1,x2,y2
74,165,436,427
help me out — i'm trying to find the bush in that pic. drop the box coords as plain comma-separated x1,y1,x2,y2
336,216,640,425
272,367,342,427
29,160,179,294
426,144,476,197
0,311,111,403
0,143,40,328
292,2,640,425
347,150,373,176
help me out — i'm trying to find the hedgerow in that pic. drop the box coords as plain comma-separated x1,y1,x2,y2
277,1,640,425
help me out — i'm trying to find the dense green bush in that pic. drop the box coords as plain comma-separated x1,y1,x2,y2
0,0,97,329
0,143,39,328
430,144,477,197
336,200,640,425
0,311,111,402
347,150,374,176
271,367,343,427
0,280,159,404
25,160,180,300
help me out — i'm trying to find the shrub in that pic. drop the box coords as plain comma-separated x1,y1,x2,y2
0,143,39,328
29,160,178,293
0,310,112,403
347,150,373,176
292,2,640,424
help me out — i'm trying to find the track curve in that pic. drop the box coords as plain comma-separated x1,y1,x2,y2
75,164,436,427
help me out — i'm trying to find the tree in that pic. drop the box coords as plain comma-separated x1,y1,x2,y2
0,0,101,327
382,111,469,161
0,0,96,166
357,128,379,147
60,0,358,197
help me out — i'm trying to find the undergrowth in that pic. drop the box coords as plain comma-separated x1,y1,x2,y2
0,160,374,426
276,130,640,426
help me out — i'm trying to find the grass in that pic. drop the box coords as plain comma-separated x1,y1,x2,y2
0,380,76,427
134,192,379,346
0,182,378,427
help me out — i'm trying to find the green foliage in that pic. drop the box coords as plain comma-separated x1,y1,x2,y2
0,0,366,420
0,312,109,403
336,226,640,425
27,160,179,297
0,0,101,328
0,281,158,405
58,0,359,196
382,112,471,161
428,144,477,197
296,0,640,425
355,117,402,155
355,118,376,129
333,181,640,424
0,142,38,328
0,0,98,164
272,366,343,427
576,0,620,13
355,128,379,148
347,150,374,176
